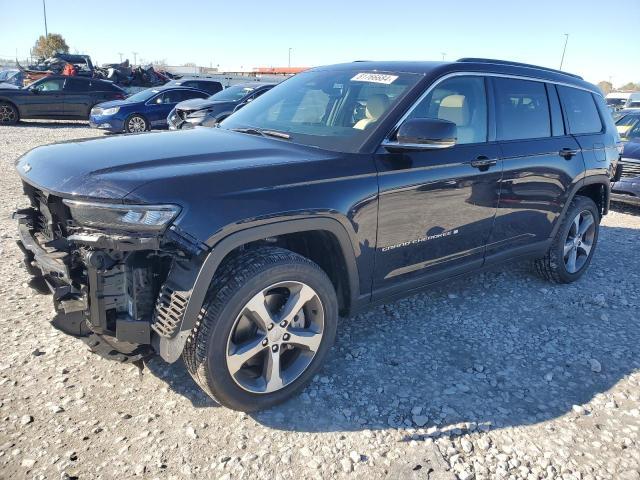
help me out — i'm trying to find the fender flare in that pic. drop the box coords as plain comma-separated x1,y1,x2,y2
155,217,360,363
549,175,610,239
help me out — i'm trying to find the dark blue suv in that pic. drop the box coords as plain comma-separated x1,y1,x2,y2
15,59,619,411
89,86,209,133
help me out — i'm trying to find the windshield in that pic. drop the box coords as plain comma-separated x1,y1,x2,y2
220,70,421,153
209,85,257,102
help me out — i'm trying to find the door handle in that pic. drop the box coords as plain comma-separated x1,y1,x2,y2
470,156,498,170
559,148,579,160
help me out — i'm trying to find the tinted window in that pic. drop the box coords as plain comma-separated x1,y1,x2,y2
494,78,550,141
181,90,207,101
64,78,89,92
153,90,193,104
558,86,602,135
405,76,487,144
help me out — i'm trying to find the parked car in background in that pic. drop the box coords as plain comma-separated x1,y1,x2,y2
612,112,640,206
89,86,210,133
606,91,633,112
164,78,223,95
0,69,24,89
168,82,276,129
0,75,126,124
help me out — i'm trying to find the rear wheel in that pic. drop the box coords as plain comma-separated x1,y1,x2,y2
0,102,19,125
182,247,338,411
534,196,600,283
124,114,149,133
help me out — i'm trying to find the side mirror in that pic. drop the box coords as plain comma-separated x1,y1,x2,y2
29,87,39,94
384,118,457,151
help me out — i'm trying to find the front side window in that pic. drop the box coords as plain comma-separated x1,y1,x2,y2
404,76,488,144
494,78,551,141
32,78,65,92
558,86,602,135
220,70,421,153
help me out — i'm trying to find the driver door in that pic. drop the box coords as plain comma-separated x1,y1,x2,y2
24,77,66,117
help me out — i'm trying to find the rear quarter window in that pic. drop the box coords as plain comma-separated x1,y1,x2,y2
558,86,603,135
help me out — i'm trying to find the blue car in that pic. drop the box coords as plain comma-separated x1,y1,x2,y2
89,86,210,133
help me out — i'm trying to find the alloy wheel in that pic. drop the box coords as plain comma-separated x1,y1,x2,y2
0,105,17,123
563,210,596,274
225,281,325,394
127,116,147,132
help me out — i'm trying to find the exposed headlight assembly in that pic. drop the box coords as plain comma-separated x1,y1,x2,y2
63,200,180,232
101,107,120,116
187,109,209,119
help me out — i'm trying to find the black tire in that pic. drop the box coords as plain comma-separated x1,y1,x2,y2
182,246,338,411
124,114,149,133
534,195,600,283
0,101,19,125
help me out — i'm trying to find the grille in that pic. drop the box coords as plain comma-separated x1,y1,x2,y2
151,284,188,338
30,187,55,241
621,161,640,179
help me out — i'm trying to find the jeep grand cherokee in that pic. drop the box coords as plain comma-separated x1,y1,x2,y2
14,58,620,411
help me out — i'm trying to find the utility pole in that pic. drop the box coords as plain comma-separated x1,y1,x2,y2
288,48,292,68
559,33,569,70
42,0,48,38
441,52,446,61
132,51,138,66
118,52,123,63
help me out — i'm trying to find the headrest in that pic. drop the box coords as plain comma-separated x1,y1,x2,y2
438,94,470,125
366,94,390,119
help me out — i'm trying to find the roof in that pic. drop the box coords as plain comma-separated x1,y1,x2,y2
310,59,597,93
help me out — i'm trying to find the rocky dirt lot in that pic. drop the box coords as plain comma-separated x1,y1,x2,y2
0,121,638,480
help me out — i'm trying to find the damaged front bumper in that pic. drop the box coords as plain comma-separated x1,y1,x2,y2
14,199,206,363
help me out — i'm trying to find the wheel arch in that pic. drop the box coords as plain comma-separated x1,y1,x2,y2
550,175,610,239
124,112,150,131
156,218,360,363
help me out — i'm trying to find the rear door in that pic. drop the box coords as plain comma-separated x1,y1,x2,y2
487,77,584,261
557,86,615,185
62,77,91,118
22,77,65,117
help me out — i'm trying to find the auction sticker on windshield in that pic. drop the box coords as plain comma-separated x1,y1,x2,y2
351,73,399,84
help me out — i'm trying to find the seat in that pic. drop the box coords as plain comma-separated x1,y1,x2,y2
354,94,390,130
437,94,475,143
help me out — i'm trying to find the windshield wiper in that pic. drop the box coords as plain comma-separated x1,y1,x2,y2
231,127,291,140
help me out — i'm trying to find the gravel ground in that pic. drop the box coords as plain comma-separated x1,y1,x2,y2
0,121,639,480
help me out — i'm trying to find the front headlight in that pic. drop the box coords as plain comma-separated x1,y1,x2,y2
101,107,120,116
63,200,180,233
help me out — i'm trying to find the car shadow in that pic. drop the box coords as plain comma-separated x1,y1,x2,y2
146,224,639,434
14,120,92,129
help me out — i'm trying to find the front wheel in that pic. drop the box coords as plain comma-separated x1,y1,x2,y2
182,247,338,411
534,195,600,283
124,114,149,133
0,102,19,125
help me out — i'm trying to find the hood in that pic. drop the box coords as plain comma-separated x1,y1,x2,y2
622,140,640,160
15,128,329,200
175,98,234,112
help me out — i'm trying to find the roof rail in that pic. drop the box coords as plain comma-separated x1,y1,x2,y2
457,58,583,80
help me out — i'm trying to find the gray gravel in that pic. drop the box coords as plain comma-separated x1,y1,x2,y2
0,121,639,480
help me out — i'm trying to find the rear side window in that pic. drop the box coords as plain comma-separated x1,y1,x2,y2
557,86,602,134
181,90,207,100
494,78,550,141
64,78,89,92
405,76,488,144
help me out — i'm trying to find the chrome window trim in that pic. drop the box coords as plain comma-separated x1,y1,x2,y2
384,71,601,142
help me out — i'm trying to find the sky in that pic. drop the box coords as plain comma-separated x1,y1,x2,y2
1,0,638,87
